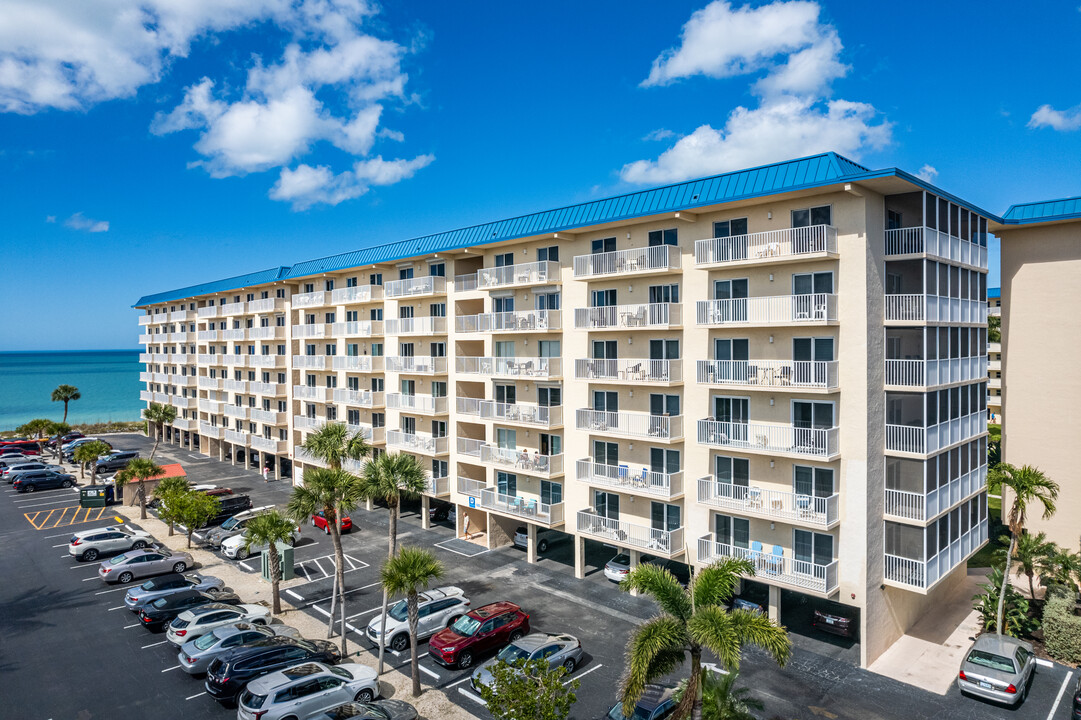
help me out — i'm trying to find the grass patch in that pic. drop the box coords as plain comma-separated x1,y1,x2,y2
969,498,1006,569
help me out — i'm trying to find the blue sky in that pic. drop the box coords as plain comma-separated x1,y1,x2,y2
0,0,1077,351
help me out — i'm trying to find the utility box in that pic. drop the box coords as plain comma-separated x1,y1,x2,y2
261,542,295,582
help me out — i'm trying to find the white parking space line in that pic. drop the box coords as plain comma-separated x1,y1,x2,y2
81,576,100,582
123,623,141,629
305,580,382,607
311,557,328,578
1036,658,1054,668
52,543,68,548
15,497,83,508
185,692,207,701
142,640,169,649
286,590,305,602
458,688,487,706
446,677,473,689
94,586,129,595
567,664,603,685
310,605,365,635
346,605,382,620
69,563,99,570
1048,671,1074,720
239,562,253,571
420,664,440,680
107,606,125,611
161,665,181,672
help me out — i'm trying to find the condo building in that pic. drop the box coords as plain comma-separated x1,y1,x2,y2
987,288,1002,424
135,153,992,668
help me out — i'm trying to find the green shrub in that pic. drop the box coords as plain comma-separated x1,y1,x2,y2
1043,584,1081,664
973,565,1039,637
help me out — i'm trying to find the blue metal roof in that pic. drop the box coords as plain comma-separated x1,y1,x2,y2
988,287,1000,299
135,266,292,307
1000,195,1081,224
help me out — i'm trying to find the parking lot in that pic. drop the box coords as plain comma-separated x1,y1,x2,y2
2,432,1077,720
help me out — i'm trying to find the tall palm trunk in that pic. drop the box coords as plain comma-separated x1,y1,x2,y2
269,544,282,614
329,509,348,656
62,402,69,424
407,590,421,697
150,422,162,460
997,533,1017,635
377,502,399,675
1027,570,1036,600
689,647,703,720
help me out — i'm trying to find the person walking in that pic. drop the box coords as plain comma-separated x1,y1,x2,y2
262,464,270,482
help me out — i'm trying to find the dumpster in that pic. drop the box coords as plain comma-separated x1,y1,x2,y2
79,485,113,508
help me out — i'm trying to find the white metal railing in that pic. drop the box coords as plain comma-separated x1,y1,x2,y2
250,435,286,454
456,397,481,415
573,245,680,278
481,489,563,526
197,376,221,389
139,353,153,363
250,355,285,368
223,379,247,392
292,355,326,370
250,408,283,424
153,392,169,403
293,385,329,401
171,396,194,409
331,321,383,337
152,372,169,384
454,273,479,292
139,372,153,382
575,358,682,384
345,423,375,441
696,360,838,389
457,476,487,497
169,309,191,321
250,382,284,395
333,389,382,406
221,328,245,341
248,327,282,340
884,356,987,388
197,330,220,341
331,285,382,304
292,291,326,308
386,393,448,414
221,301,245,315
198,422,222,439
698,420,839,459
454,356,561,379
479,445,563,476
884,295,987,324
197,306,219,318
425,475,450,496
292,324,326,338
331,355,383,372
695,225,837,266
885,410,985,455
139,316,153,326
384,356,447,374
577,512,683,557
247,297,284,313
196,354,216,365
697,294,837,326
198,397,223,412
455,309,561,333
385,316,447,335
576,459,683,498
576,409,683,440
293,415,326,430
224,429,249,446
384,276,446,298
138,334,153,344
479,401,561,427
884,518,988,590
697,535,839,593
386,430,448,454
478,260,560,288
574,303,681,330
456,437,484,457
884,226,988,269
697,476,838,527
171,417,194,431
139,390,153,402
222,355,248,367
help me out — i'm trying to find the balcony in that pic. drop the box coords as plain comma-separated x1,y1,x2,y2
697,535,839,594
386,393,448,414
223,405,249,421
455,356,561,379
198,422,223,439
139,390,153,402
331,321,384,337
222,355,248,367
198,376,222,390
453,273,479,292
139,353,153,363
250,408,286,425
223,379,248,392
884,295,987,325
331,285,383,304
139,371,153,383
697,477,838,528
345,423,375,441
384,276,446,299
576,409,683,441
884,518,989,592
153,392,169,403
478,444,564,478
576,459,683,499
225,429,249,446
171,396,195,409
198,398,223,413
695,225,838,267
477,260,560,289
457,476,487,497
574,303,681,331
197,306,219,318
196,354,218,365
456,437,484,458
332,389,384,407
481,489,564,527
884,464,986,523
331,355,383,372
292,355,327,370
424,474,450,497
197,330,220,341
138,334,153,344
385,316,447,335
385,430,448,455
248,326,285,340
250,355,286,368
384,356,447,374
573,245,680,279
885,410,985,456
221,328,245,341
294,415,327,431
248,297,286,314
171,417,195,431
479,401,561,427
696,294,838,327
697,420,839,460
577,511,683,558
574,358,682,385
138,315,153,326
292,291,327,308
250,435,288,454
696,360,838,391
884,226,987,270
292,324,327,339
455,310,561,334
884,356,987,389
251,382,286,396
221,301,245,315
293,385,331,402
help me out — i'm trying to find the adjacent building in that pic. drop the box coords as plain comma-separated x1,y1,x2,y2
135,152,992,668
987,287,1002,423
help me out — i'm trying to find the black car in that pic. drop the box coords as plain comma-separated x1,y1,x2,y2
812,600,858,639
322,700,419,720
205,636,342,704
93,450,139,474
138,590,241,630
12,470,76,493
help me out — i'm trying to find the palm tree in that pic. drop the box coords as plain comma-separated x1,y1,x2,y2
286,467,364,656
242,511,300,615
1037,547,1081,591
380,547,445,697
143,402,177,460
46,421,71,460
676,668,763,720
995,531,1056,600
301,422,371,471
73,440,112,485
990,463,1059,636
16,418,53,455
115,457,164,520
359,452,428,675
51,385,81,423
620,559,791,720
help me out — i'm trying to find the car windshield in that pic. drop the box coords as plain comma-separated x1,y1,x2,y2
451,615,482,637
139,579,156,590
151,598,169,609
967,649,1016,673
496,643,530,663
328,665,352,680
221,517,240,530
388,600,409,622
610,554,630,566
109,554,129,565
193,633,220,650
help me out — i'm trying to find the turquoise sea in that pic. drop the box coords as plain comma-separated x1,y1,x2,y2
0,350,144,431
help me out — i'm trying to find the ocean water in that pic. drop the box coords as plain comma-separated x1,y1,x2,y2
0,350,144,431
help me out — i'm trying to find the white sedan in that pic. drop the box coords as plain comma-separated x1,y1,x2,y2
165,603,271,646
220,527,300,560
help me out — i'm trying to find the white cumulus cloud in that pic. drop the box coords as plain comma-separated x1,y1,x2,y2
270,154,434,210
916,164,938,182
63,212,109,232
1028,103,1081,131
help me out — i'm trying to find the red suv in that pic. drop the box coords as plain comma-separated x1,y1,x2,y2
428,601,529,669
311,510,352,534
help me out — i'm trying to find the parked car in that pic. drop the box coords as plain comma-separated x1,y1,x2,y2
428,601,530,669
13,470,76,493
61,438,110,460
138,592,242,631
178,622,302,675
366,586,469,651
312,510,353,534
428,501,455,523
149,485,232,509
812,600,857,639
321,700,419,720
957,634,1036,706
3,460,64,481
603,554,690,585
204,637,342,704
179,494,253,533
513,526,567,554
125,572,225,611
0,455,40,469
471,632,583,691
238,661,380,719
68,525,153,561
98,546,194,583
221,525,301,560
93,450,139,474
605,685,677,720
201,505,275,547
48,432,84,447
166,602,270,645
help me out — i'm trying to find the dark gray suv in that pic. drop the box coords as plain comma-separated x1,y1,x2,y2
94,450,140,474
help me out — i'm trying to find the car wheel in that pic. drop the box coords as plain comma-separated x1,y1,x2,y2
172,562,187,573
81,549,99,562
23,485,35,493
354,689,374,704
235,549,249,560
391,633,409,652
537,539,549,553
1021,677,1030,702
61,480,72,488
509,630,523,642
118,571,134,583
562,657,576,674
131,541,146,550
251,618,266,625
457,651,474,669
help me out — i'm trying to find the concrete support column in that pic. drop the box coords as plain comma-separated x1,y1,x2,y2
365,497,374,512
768,585,781,623
274,457,281,481
574,535,585,579
628,549,641,596
217,439,224,462
230,444,236,466
420,496,431,530
527,524,537,564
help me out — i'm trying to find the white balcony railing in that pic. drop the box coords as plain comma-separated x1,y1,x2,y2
884,518,988,591
247,327,283,340
250,382,285,395
198,422,223,439
224,429,249,446
197,306,219,318
247,297,285,314
481,489,564,527
698,420,839,459
383,276,446,298
456,437,484,457
695,225,837,266
197,376,222,390
331,355,383,372
884,226,988,269
385,393,448,414
697,476,839,528
577,511,683,557
424,474,450,497
884,295,987,324
330,285,383,304
221,328,245,341
457,476,487,497
332,389,383,407
249,354,286,368
456,397,482,416
223,379,247,392
197,330,220,341
576,459,683,499
454,356,561,379
292,355,327,370
223,405,249,420
139,390,153,402
576,409,683,440
384,356,447,374
331,321,383,337
573,245,681,278
575,358,682,384
884,356,987,388
478,260,560,289
220,301,245,315
574,303,681,330
385,316,447,335
697,294,837,326
885,410,985,455
250,435,287,454
453,274,479,292
385,430,448,455
293,415,327,431
222,354,248,367
171,417,195,431
292,324,326,339
292,291,326,308
138,315,154,326
250,408,284,425
479,401,561,427
697,535,839,594
455,310,561,334
293,385,330,402
170,396,194,409
479,445,563,477
696,360,838,389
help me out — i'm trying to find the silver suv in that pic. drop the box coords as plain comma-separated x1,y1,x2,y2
366,586,469,652
202,506,275,547
68,525,154,562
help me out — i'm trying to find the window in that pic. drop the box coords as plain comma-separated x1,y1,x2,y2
713,218,748,238
714,455,749,485
792,205,831,227
398,267,414,280
324,312,335,324
593,440,618,466
594,490,619,519
794,466,834,497
430,303,446,317
369,273,383,285
494,252,514,267
537,246,559,262
792,271,833,295
648,284,679,304
714,514,749,549
535,290,560,310
540,480,562,505
429,262,445,277
591,289,616,307
794,529,834,567
537,386,560,407
649,393,679,417
497,471,517,496
650,447,679,475
276,288,286,298
432,459,448,478
303,283,314,293
591,237,616,254
538,340,560,357
647,228,678,246
651,502,681,532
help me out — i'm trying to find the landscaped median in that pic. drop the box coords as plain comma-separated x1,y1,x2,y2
109,502,476,720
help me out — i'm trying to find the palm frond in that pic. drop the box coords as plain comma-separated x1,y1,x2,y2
301,422,371,470
620,616,687,716
692,558,753,609
285,467,364,522
380,546,445,596
359,452,428,505
621,562,692,621
242,510,298,552
689,606,791,670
